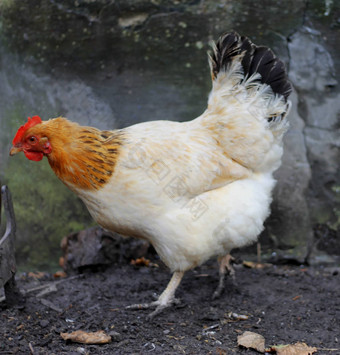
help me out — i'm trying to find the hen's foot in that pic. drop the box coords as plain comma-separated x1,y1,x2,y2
126,297,181,319
126,271,184,319
212,254,236,300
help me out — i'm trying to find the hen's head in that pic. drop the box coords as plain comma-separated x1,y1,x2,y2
10,116,52,161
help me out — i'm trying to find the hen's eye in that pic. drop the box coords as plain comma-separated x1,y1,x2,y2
28,136,37,144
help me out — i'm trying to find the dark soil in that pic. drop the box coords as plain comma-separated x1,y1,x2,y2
1,258,339,355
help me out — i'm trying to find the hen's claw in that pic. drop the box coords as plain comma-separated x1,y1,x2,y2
212,278,225,300
148,298,181,319
126,298,181,318
212,254,236,299
126,271,184,318
126,302,157,310
127,297,181,319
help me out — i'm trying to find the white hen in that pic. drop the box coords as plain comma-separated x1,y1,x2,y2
10,31,291,318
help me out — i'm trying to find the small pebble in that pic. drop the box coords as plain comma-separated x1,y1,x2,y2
40,319,49,328
109,330,122,342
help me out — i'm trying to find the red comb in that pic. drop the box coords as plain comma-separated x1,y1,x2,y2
12,116,42,145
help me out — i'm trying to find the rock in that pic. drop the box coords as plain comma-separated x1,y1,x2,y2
40,319,49,328
287,26,340,261
108,331,122,342
0,0,339,265
267,88,313,260
0,185,25,308
60,227,150,273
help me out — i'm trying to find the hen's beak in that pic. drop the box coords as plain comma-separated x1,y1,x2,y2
10,146,23,156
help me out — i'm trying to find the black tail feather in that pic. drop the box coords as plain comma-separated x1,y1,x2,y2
210,31,292,101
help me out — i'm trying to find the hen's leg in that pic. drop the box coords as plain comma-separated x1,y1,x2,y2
212,254,235,300
127,271,184,319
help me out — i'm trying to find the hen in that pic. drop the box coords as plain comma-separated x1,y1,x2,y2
10,32,291,317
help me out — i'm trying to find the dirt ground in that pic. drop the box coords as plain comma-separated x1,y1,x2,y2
1,256,339,355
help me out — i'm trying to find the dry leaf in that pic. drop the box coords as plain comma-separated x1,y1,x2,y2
53,270,67,278
243,261,272,269
27,271,48,279
268,342,317,355
60,330,111,344
216,347,227,355
130,257,158,268
225,312,249,321
59,256,65,269
130,257,150,267
292,295,302,301
237,331,265,353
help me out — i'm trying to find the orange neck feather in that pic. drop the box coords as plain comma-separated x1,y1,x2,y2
34,118,124,190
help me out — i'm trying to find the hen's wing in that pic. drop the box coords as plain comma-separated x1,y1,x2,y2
120,120,251,201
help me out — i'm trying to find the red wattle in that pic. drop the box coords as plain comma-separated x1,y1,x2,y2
24,151,44,161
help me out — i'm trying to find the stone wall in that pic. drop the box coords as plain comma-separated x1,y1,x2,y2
0,0,339,265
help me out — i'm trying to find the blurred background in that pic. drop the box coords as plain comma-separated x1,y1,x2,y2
0,0,339,271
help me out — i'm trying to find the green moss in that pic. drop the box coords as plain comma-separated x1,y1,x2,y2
4,154,93,271
1,105,93,272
